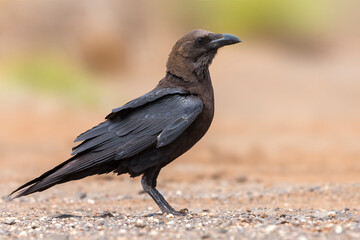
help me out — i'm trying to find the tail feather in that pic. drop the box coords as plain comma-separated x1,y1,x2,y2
10,157,76,198
10,151,118,199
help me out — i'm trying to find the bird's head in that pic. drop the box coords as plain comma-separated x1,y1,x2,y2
166,29,241,82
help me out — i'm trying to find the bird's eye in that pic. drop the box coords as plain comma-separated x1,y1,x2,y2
196,37,204,44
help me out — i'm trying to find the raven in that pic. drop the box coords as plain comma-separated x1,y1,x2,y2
11,29,241,215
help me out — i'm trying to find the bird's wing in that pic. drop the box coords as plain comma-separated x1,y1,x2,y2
72,93,203,160
74,87,189,143
10,93,203,198
105,87,189,120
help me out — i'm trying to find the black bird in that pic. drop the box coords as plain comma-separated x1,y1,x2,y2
11,29,241,215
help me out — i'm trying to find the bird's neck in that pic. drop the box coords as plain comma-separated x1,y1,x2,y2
158,69,214,104
165,70,210,84
166,50,217,84
158,69,214,119
159,69,212,89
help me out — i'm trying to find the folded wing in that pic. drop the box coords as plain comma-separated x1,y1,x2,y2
11,89,203,198
72,93,203,159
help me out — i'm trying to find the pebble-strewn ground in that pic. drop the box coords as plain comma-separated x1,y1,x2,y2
1,180,360,240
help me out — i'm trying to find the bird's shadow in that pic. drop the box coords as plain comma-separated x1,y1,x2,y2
51,211,117,219
52,213,83,219
144,212,164,217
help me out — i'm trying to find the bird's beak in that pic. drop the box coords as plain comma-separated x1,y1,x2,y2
208,33,242,49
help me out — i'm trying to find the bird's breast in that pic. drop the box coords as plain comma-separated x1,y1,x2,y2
165,83,214,160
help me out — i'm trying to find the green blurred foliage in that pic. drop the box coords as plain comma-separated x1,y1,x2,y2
2,54,99,106
170,0,332,37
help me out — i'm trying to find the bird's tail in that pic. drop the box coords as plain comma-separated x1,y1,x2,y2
10,152,117,199
10,157,76,198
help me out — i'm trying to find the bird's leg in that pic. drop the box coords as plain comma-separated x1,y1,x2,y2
141,168,188,216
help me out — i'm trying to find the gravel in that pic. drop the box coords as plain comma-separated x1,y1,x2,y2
1,207,359,240
1,180,360,239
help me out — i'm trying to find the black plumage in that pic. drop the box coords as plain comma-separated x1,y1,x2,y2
11,29,241,215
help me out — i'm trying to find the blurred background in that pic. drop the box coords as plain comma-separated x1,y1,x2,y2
1,0,360,187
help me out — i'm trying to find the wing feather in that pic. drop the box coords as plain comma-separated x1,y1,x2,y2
11,89,203,198
106,87,189,119
72,94,203,159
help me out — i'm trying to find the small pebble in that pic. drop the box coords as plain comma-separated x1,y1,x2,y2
297,236,307,240
328,211,336,217
150,230,158,236
335,225,343,234
77,192,87,199
264,225,277,233
3,218,16,225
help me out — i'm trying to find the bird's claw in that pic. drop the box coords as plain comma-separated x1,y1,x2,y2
177,208,189,215
166,208,188,216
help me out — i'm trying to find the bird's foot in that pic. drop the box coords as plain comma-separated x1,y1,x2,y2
164,208,188,216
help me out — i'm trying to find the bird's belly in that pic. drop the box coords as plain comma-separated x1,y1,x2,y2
170,110,213,158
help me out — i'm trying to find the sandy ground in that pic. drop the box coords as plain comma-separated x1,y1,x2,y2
1,45,360,239
2,179,360,239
